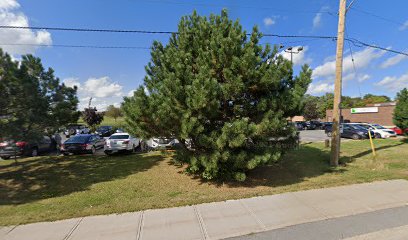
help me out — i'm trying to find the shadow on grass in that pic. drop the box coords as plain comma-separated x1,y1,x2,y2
0,153,164,205
218,139,406,188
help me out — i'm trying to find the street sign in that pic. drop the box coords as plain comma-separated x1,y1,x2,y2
350,107,378,114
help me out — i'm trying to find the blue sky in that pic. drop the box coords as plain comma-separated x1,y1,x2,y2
1,0,407,110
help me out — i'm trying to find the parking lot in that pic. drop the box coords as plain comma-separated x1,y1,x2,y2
299,130,329,142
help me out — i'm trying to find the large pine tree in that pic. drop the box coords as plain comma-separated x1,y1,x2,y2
123,10,312,181
0,49,80,141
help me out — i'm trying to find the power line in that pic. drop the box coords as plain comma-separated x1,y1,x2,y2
142,0,333,14
0,43,151,50
345,22,362,98
346,38,408,57
0,26,176,34
0,25,338,39
1,25,407,56
349,7,405,26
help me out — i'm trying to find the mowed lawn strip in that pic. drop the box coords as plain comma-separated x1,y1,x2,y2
0,138,407,225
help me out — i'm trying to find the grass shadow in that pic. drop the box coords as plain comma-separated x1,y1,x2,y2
0,153,164,205
212,139,406,188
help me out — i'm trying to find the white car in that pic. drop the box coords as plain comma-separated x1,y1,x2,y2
353,123,397,138
146,138,179,151
104,133,140,155
64,124,90,138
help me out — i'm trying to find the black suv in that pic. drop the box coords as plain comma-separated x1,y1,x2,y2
95,126,114,137
0,136,54,159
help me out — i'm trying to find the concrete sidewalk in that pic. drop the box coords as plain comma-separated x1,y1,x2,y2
1,180,408,240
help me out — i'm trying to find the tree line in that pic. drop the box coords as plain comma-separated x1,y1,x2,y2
0,49,80,141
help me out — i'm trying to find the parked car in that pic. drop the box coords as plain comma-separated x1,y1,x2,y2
0,136,54,159
294,121,307,130
389,127,408,135
325,123,374,140
95,126,114,137
104,133,140,155
293,122,305,131
352,123,397,138
146,137,178,151
304,121,316,130
64,124,90,138
61,134,105,155
310,121,323,130
321,122,333,131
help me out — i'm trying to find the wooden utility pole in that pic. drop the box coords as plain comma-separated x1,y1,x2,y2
330,0,347,166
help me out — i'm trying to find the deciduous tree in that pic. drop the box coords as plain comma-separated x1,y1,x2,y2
105,105,122,121
393,88,408,133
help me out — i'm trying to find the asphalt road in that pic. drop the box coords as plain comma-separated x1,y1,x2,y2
299,130,329,142
227,206,408,240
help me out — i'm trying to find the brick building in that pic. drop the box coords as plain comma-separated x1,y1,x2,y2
326,102,396,127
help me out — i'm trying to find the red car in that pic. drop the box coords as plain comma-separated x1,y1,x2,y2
389,127,408,135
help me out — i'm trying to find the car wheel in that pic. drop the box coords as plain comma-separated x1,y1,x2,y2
30,148,38,157
374,133,382,139
135,143,142,152
63,152,69,156
91,146,96,154
352,134,360,140
1,156,11,160
327,132,332,137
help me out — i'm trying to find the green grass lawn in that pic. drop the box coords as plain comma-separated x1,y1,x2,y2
78,116,126,129
1,138,407,225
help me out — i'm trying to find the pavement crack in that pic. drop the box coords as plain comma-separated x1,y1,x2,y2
63,217,83,240
136,211,144,240
239,200,267,231
193,205,210,240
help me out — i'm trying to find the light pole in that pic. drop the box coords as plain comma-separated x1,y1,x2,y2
281,46,304,64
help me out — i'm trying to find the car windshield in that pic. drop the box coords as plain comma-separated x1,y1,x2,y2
350,125,366,130
109,135,129,139
65,135,90,143
372,124,386,129
154,138,172,144
67,125,82,129
357,124,370,129
97,126,110,130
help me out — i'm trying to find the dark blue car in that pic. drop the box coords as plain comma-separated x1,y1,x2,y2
61,134,105,155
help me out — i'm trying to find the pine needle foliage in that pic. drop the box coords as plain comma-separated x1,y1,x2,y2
123,10,312,181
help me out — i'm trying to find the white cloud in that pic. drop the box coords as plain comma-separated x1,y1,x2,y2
127,90,136,97
380,54,408,68
66,76,124,110
376,72,408,92
279,46,312,66
399,20,408,31
358,74,370,83
0,0,52,55
62,77,81,89
263,17,275,27
0,0,19,10
312,6,329,29
82,76,123,98
307,82,334,95
312,47,386,79
312,13,322,29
